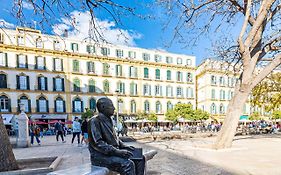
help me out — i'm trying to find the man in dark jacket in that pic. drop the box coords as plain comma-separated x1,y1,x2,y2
88,97,145,175
54,120,65,143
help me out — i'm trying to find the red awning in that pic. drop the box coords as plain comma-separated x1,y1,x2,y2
63,120,73,124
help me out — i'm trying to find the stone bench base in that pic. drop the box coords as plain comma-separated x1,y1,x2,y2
48,150,157,175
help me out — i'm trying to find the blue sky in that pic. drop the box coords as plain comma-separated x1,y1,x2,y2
0,0,241,65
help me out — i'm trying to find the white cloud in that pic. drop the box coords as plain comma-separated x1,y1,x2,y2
0,19,15,28
22,1,33,10
52,11,142,46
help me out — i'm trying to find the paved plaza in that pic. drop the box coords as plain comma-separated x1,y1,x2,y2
10,133,281,175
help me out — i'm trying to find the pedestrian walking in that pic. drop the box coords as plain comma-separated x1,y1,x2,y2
54,120,66,143
71,117,82,146
81,118,89,145
30,123,41,145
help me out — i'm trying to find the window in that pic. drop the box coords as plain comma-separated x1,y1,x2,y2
36,38,43,48
103,63,110,75
128,51,136,59
86,45,95,54
143,84,151,96
219,104,225,114
130,100,136,113
211,75,217,85
211,103,216,114
211,89,216,99
219,77,225,86
0,52,8,67
166,57,173,64
116,49,124,58
73,78,81,92
0,74,7,88
73,98,83,113
54,40,61,50
167,101,173,111
220,90,226,100
186,87,194,98
89,79,96,93
17,55,28,68
101,47,110,56
155,85,162,96
176,71,183,82
130,82,138,96
144,68,149,78
17,75,30,90
53,58,63,71
103,80,110,93
35,56,46,70
144,100,150,113
71,43,79,52
143,53,150,61
117,81,125,94
154,55,162,62
156,101,162,114
37,96,48,113
18,96,31,113
87,61,95,73
186,73,193,83
89,98,96,111
53,77,64,92
166,86,173,97
116,65,123,77
177,58,182,64
73,60,80,72
17,36,24,45
55,97,65,113
155,69,161,80
166,70,171,80
176,87,183,97
0,95,10,112
186,59,192,66
129,66,138,78
37,76,48,91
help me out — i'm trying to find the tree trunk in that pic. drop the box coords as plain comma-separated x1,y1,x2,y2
213,87,250,149
0,117,19,172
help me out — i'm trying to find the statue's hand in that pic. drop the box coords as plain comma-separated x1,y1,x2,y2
124,145,135,151
115,149,133,159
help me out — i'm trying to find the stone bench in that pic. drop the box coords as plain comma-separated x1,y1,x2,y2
48,150,157,175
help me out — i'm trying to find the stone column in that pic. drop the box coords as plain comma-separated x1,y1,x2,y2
16,103,30,148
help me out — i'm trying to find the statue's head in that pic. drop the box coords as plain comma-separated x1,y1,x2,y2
97,97,115,117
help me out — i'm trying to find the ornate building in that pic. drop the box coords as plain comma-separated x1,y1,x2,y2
0,27,196,122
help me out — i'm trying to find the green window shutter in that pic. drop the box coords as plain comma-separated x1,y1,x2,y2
61,59,64,71
130,83,134,95
53,78,56,91
38,77,41,90
71,43,74,50
5,53,8,67
25,55,28,68
45,77,48,91
35,56,38,69
86,45,90,53
16,55,19,68
44,57,46,70
27,76,30,90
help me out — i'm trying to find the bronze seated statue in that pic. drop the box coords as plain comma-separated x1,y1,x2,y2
88,97,145,175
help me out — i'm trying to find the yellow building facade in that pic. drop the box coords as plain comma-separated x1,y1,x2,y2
0,27,196,122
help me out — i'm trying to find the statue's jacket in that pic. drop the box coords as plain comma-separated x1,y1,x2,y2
88,113,125,156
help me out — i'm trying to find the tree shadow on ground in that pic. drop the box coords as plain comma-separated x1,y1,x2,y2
138,142,234,175
233,134,281,141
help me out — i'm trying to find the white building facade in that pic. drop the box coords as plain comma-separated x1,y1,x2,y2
196,59,251,120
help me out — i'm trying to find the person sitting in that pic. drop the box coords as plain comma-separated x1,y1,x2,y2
88,97,145,175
